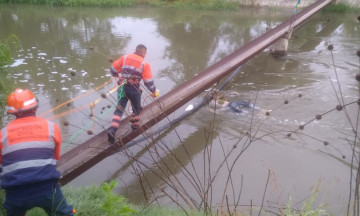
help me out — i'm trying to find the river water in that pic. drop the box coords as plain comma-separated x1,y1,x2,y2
1,4,359,214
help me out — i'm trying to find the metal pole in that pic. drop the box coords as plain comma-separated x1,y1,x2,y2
58,0,334,185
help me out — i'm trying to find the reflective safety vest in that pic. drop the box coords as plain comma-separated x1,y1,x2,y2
0,116,61,189
111,53,156,93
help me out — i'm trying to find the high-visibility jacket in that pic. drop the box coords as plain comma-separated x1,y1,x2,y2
110,52,156,93
0,116,61,189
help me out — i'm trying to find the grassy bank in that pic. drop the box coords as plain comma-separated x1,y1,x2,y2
0,35,18,127
0,182,206,216
0,0,239,10
0,181,332,216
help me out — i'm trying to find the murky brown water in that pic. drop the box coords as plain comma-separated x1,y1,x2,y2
1,4,359,213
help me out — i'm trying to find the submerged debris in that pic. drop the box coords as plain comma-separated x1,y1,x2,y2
356,50,360,57
326,18,330,22
102,107,105,110
357,15,360,21
107,105,111,108
67,102,71,107
284,100,289,104
298,94,302,98
327,44,334,51
287,133,291,137
70,71,76,76
89,46,94,50
316,114,322,120
299,125,304,130
109,58,113,63
87,130,93,135
324,141,329,146
265,111,270,116
55,99,59,102
101,93,106,99
63,121,69,126
343,155,346,159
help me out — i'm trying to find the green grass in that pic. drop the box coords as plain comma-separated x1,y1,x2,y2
0,183,333,216
0,185,206,216
322,2,360,13
0,0,239,10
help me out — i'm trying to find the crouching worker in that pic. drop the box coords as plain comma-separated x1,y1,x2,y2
108,44,159,144
0,88,74,216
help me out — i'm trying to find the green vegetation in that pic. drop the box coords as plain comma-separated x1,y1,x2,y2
0,180,332,216
147,0,238,10
0,34,18,127
0,181,205,216
0,0,239,10
322,2,360,13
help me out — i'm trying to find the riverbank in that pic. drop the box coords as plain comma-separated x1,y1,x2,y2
0,0,359,11
0,183,330,216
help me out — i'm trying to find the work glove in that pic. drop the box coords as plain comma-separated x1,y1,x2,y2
151,89,160,98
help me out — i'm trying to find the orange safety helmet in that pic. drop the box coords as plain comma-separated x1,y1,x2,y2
7,88,39,114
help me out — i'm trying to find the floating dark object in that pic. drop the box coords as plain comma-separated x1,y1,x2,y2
284,100,289,104
107,105,111,108
326,18,330,22
89,46,94,50
109,58,113,63
265,111,270,116
357,15,360,21
298,94,302,98
87,130,93,135
299,125,304,130
356,73,360,82
101,93,106,99
336,104,343,111
89,114,93,117
102,107,105,110
358,99,360,105
101,111,103,114
343,155,346,159
287,133,291,137
70,71,76,76
356,50,360,57
316,114,322,120
63,121,69,126
233,145,237,149
67,102,71,107
55,99,59,102
324,141,329,146
327,44,334,51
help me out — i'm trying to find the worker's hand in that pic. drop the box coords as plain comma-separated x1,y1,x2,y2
151,89,160,98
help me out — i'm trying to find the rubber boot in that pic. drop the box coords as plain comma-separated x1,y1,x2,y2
107,128,117,145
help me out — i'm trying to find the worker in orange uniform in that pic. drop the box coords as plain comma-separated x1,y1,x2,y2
108,44,159,144
0,89,74,216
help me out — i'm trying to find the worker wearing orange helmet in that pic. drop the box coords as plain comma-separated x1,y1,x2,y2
108,44,159,144
0,88,74,216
